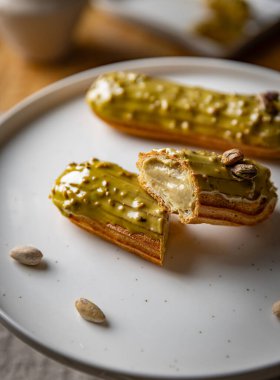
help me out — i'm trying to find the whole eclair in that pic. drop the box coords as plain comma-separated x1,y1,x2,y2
86,72,280,159
50,159,169,265
137,148,277,226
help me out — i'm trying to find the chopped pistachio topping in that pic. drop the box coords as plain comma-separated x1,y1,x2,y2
50,159,167,238
87,72,280,151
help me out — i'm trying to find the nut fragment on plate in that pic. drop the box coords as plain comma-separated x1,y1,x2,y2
272,300,280,318
10,246,43,266
75,298,106,324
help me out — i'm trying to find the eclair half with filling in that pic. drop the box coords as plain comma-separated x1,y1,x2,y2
86,71,280,158
137,148,277,226
50,159,169,265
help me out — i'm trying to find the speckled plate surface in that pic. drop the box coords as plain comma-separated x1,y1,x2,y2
0,57,280,380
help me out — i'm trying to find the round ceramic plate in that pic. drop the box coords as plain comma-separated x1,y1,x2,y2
0,58,280,380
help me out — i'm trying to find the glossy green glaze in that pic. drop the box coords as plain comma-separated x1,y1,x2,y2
87,72,280,150
50,159,167,238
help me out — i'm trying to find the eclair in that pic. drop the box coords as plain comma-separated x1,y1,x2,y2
137,148,277,226
50,159,169,265
86,72,280,158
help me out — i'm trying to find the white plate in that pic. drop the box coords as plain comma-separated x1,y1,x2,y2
94,0,280,58
1,57,280,380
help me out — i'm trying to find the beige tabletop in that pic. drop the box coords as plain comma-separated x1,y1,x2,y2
0,5,280,380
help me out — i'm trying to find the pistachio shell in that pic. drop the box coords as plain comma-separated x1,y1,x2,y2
75,298,106,323
272,300,280,318
10,246,43,266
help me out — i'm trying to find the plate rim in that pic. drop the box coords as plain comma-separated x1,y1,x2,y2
1,56,280,128
1,56,280,380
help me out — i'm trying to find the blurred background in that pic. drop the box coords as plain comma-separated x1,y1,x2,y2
0,0,279,112
0,0,280,379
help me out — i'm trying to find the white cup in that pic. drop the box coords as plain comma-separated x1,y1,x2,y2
0,0,88,61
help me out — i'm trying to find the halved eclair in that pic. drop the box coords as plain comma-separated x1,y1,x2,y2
50,159,169,265
137,148,277,226
86,72,280,158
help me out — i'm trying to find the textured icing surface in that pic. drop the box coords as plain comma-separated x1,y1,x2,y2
50,159,167,238
87,72,280,150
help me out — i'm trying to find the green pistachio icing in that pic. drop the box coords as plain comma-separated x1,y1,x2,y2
87,72,280,150
50,159,167,239
149,148,277,202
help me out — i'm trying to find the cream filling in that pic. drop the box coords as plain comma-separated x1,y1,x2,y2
142,158,195,216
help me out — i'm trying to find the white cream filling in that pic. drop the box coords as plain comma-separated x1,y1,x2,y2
142,158,195,215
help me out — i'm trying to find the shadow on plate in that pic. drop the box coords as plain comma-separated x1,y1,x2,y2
164,210,280,274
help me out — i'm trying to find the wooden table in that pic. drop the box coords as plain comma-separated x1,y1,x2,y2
0,5,279,112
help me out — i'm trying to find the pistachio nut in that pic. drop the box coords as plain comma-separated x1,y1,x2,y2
231,163,257,180
258,91,279,114
221,149,244,166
